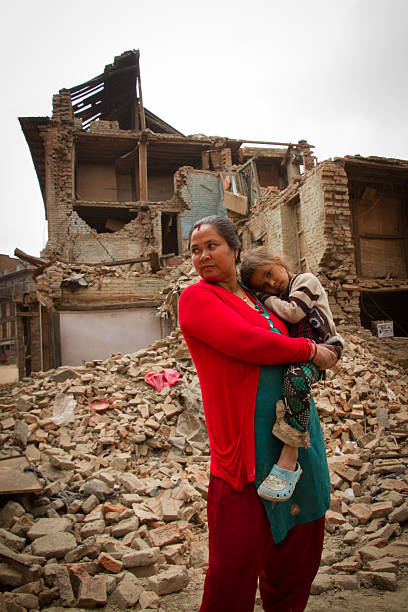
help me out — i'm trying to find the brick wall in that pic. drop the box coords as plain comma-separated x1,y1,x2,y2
242,160,360,323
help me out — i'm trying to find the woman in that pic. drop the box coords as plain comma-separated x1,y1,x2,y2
178,216,337,612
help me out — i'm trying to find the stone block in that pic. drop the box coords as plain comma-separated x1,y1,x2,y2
0,529,25,553
129,562,159,578
111,516,140,538
122,547,160,568
149,523,183,548
109,572,142,609
161,543,185,565
189,541,209,568
138,589,160,609
78,574,108,607
382,541,408,563
348,503,372,524
65,539,101,563
332,574,358,590
331,463,359,483
0,502,25,529
357,545,386,562
388,504,408,523
82,495,100,514
31,532,77,559
370,501,393,518
4,592,39,610
98,552,123,573
357,570,397,591
310,573,333,594
147,564,189,595
81,519,106,539
366,557,399,573
0,563,26,587
55,565,76,606
27,517,71,540
325,510,346,525
332,556,360,572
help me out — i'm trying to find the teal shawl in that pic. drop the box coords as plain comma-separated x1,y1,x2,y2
254,365,331,544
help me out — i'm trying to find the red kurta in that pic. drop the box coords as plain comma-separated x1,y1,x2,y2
178,279,312,491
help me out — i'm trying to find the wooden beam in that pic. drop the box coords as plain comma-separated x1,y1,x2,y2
241,139,315,148
14,248,47,268
359,285,408,293
0,456,43,495
138,141,148,200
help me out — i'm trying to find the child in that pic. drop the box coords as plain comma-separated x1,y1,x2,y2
240,248,343,502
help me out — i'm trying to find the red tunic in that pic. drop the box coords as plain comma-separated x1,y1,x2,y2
178,279,312,491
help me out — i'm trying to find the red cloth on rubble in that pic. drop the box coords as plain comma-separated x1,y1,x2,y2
144,368,181,391
178,280,311,492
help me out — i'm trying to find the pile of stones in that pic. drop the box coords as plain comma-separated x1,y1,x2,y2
0,320,407,609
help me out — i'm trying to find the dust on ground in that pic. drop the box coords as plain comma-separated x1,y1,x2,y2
158,568,408,611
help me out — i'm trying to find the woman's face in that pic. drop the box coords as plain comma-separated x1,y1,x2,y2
190,224,238,283
249,263,290,295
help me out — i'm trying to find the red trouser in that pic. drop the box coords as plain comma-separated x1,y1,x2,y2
199,476,325,612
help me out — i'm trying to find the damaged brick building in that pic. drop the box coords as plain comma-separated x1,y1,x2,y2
16,49,407,378
240,154,408,336
16,50,310,376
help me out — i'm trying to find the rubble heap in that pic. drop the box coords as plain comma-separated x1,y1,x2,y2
311,325,408,594
0,319,407,609
0,330,210,610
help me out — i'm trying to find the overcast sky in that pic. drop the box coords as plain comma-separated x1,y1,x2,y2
1,0,407,258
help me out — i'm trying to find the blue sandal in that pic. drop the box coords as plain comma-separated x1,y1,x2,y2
257,462,302,502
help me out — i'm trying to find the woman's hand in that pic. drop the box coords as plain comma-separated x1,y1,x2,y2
312,344,338,370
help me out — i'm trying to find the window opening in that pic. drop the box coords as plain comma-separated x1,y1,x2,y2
161,213,179,255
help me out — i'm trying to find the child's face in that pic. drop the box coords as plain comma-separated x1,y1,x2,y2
249,264,290,295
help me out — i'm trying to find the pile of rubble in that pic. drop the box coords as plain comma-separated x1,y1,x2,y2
0,330,210,610
313,325,408,594
0,320,407,609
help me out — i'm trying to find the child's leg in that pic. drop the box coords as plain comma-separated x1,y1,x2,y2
274,361,321,449
257,361,320,502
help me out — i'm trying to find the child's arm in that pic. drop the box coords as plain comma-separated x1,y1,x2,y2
264,273,322,324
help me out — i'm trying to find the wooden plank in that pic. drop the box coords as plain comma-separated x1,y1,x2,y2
0,456,43,495
138,141,148,200
223,191,248,215
360,238,406,278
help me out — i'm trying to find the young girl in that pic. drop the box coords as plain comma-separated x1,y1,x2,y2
240,248,343,502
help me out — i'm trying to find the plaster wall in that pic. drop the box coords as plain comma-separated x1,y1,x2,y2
76,163,117,201
59,308,165,365
148,172,174,201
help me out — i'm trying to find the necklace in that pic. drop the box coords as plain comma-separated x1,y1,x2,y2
238,281,282,334
233,286,259,310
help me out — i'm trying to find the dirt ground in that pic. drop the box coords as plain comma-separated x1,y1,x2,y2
0,364,18,385
158,568,408,612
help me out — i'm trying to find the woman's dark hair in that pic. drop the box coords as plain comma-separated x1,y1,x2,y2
240,248,294,288
188,215,242,261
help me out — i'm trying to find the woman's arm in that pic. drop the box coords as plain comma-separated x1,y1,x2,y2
179,285,312,366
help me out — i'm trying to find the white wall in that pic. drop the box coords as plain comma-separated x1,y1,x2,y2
60,308,163,365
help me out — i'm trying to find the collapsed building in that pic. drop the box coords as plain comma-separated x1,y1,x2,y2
1,49,408,609
16,49,311,377
16,49,408,379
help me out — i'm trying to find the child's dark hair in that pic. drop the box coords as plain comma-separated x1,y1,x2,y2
240,248,294,287
188,215,242,261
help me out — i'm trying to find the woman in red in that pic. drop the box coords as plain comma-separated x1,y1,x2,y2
178,216,337,612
